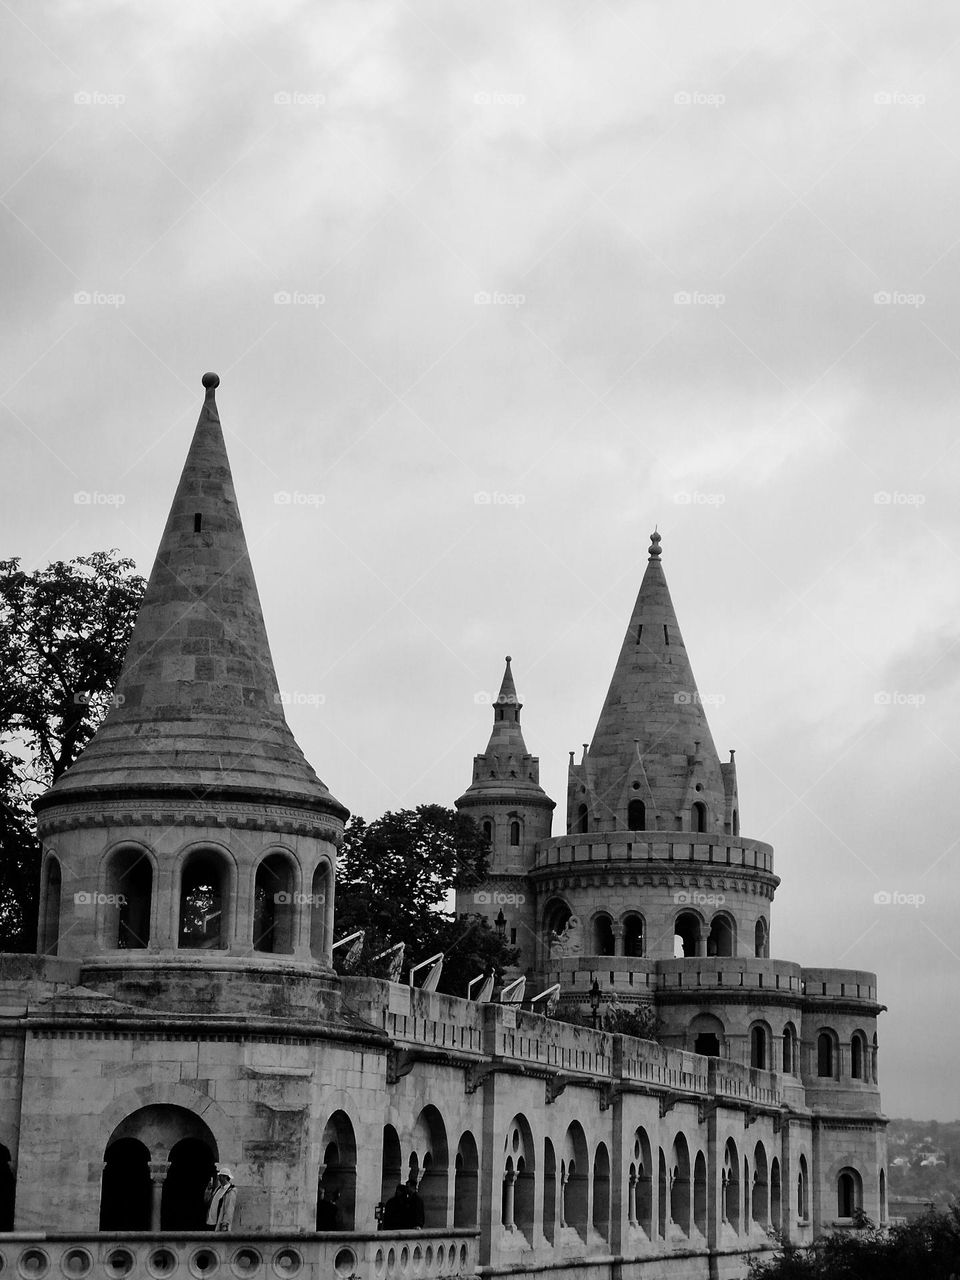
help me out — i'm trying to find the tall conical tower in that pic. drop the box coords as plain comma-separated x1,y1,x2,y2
534,531,777,981
34,374,347,993
455,658,554,973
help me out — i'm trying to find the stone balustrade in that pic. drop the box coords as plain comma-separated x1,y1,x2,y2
532,832,775,874
0,1230,479,1280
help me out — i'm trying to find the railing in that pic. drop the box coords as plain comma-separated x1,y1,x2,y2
532,833,776,874
0,1230,479,1279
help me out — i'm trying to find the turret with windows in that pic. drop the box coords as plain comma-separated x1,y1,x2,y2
33,375,347,992
455,657,555,969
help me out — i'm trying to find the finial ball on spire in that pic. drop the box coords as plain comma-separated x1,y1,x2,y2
202,372,220,390
505,655,512,664
648,529,662,560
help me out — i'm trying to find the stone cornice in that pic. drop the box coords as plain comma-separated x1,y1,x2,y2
36,799,342,845
530,863,778,901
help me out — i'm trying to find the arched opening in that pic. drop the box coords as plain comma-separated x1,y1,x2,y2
162,1137,217,1229
39,856,62,956
817,1031,835,1078
674,911,701,958
692,802,707,833
101,1105,218,1232
693,1152,707,1236
657,1149,667,1238
750,1023,769,1070
100,1138,151,1230
318,1111,357,1230
592,913,615,956
178,850,229,949
575,804,588,834
562,1124,589,1239
752,1143,769,1228
627,800,646,831
104,847,152,949
722,1140,739,1232
592,1143,611,1243
481,820,493,844
872,1032,879,1083
754,917,768,958
797,1155,809,1220
837,1168,862,1220
732,809,739,836
633,1128,653,1237
782,1022,797,1075
411,1106,449,1229
851,1031,866,1080
879,1169,886,1222
509,820,521,847
380,1125,403,1211
253,853,296,954
544,898,572,941
454,1132,479,1229
542,1139,557,1244
503,1115,535,1241
670,1135,691,1236
0,1145,14,1231
707,912,735,957
622,913,644,957
309,862,330,961
690,1013,725,1059
770,1158,782,1231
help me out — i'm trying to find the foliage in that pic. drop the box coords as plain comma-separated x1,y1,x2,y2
332,805,519,995
552,1001,663,1042
748,1203,960,1280
0,552,145,949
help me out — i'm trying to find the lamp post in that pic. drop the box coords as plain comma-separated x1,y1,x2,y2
495,908,507,939
590,978,601,1029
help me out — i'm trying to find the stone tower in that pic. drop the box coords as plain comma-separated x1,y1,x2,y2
455,658,554,972
34,372,348,989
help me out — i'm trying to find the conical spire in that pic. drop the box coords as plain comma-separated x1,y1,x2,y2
581,530,724,829
39,374,346,818
457,657,551,803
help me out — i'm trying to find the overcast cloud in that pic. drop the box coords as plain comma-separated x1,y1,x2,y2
4,0,960,1119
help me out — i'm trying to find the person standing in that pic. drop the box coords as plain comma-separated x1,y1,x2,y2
205,1167,237,1232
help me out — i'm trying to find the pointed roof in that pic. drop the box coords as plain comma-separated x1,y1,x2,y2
38,374,346,818
585,530,724,821
457,657,554,808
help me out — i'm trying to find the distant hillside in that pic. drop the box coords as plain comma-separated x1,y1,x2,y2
888,1118,960,1206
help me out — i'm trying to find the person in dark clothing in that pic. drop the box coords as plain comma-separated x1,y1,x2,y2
380,1184,408,1230
406,1183,425,1229
315,1186,340,1230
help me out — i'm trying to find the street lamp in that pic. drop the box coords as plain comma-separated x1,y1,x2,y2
590,978,601,1029
495,908,507,939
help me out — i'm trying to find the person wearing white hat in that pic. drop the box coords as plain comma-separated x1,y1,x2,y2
205,1166,237,1232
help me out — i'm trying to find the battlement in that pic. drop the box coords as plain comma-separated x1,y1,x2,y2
532,831,776,875
801,968,880,1004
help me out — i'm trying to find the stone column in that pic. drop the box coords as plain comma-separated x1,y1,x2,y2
502,1171,516,1231
559,1170,569,1229
628,1171,637,1227
148,1160,171,1231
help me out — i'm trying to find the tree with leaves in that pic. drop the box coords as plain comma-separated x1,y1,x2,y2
332,804,519,996
0,552,145,950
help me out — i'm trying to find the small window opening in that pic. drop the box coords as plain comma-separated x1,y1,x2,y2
193,513,202,532
663,624,670,645
636,624,643,643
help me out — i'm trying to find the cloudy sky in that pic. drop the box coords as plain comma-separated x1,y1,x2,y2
5,0,960,1119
